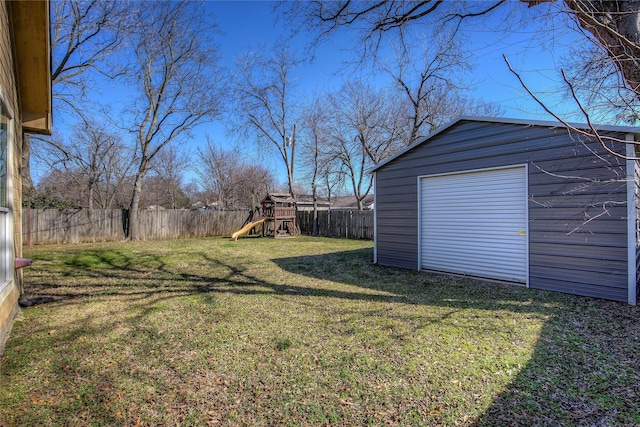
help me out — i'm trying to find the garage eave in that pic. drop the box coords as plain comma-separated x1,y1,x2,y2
371,115,640,173
10,0,52,135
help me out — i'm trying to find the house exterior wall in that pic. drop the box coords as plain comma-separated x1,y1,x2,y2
0,0,25,353
375,119,631,302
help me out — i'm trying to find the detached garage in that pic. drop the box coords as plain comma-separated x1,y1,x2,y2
372,117,639,305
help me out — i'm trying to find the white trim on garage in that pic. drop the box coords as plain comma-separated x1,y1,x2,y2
373,172,378,264
418,165,529,284
626,136,637,306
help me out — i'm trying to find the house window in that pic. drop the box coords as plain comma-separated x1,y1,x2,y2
0,101,9,286
0,106,7,207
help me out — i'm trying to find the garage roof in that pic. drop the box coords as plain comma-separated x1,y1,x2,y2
371,116,640,173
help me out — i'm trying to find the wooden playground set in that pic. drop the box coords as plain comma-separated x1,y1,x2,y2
230,193,298,241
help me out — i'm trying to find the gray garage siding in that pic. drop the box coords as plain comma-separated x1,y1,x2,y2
375,165,419,269
636,159,640,297
374,119,631,302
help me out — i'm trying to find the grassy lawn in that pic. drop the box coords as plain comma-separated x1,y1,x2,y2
1,236,638,426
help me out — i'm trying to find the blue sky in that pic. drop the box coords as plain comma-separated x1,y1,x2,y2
198,1,588,183
203,0,584,119
204,1,590,184
39,1,595,188
207,1,590,127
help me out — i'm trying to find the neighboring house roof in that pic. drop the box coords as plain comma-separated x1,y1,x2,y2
331,194,374,209
9,0,52,135
297,202,332,208
296,195,331,206
371,115,640,173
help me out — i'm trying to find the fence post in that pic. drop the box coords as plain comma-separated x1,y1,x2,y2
26,205,31,248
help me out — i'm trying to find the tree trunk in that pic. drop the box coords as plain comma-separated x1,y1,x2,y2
128,170,146,240
311,181,318,236
288,170,295,199
288,125,297,200
563,1,640,98
88,185,93,209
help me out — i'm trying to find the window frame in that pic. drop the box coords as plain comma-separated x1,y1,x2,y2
0,91,14,289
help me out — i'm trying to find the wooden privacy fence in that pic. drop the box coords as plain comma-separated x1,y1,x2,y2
23,209,247,245
22,208,374,245
133,210,246,241
23,209,127,245
298,210,374,240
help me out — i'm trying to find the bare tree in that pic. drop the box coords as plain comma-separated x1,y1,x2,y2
234,165,276,209
125,1,224,239
148,146,190,209
141,175,191,210
284,1,504,63
325,82,403,210
539,2,640,128
384,39,466,144
327,133,372,211
26,0,129,195
299,97,330,234
27,170,86,209
33,120,133,209
382,34,502,145
319,160,346,209
231,41,301,198
197,140,276,209
561,1,640,104
50,0,128,114
73,122,130,209
197,140,241,209
502,2,640,158
36,169,85,209
287,1,640,156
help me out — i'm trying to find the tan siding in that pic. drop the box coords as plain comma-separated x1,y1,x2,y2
0,283,19,354
0,2,10,92
0,0,25,352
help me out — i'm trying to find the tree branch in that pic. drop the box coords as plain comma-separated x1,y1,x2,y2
503,54,639,160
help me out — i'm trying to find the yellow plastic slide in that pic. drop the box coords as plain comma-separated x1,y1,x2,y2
231,217,269,241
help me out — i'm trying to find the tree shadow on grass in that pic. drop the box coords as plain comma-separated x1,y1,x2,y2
473,298,640,426
272,248,640,426
14,245,640,425
25,248,414,307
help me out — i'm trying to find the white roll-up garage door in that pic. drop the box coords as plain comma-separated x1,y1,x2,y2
420,166,528,283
